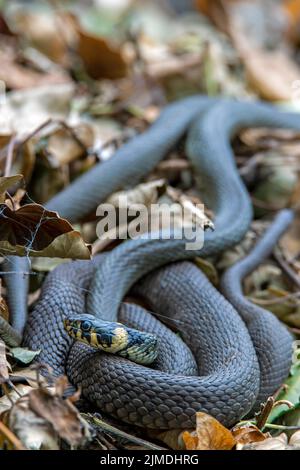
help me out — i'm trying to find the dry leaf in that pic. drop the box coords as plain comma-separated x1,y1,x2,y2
1,375,91,450
238,46,300,101
232,424,268,450
2,83,75,135
149,429,185,450
182,412,236,450
0,385,33,415
11,11,75,66
0,48,70,91
0,203,91,259
0,175,23,203
107,179,167,208
241,433,289,450
46,123,94,166
290,430,300,446
77,28,127,80
28,387,90,448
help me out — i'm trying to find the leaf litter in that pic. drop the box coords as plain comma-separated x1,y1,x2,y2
1,0,300,451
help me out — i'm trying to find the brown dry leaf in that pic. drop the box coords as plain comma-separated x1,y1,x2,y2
0,48,70,91
241,433,289,450
237,45,300,101
233,17,300,101
232,424,268,450
1,376,91,450
0,175,23,203
285,0,300,42
0,203,91,259
9,367,48,389
182,412,236,450
2,83,75,136
0,384,33,415
28,385,91,448
11,11,75,66
148,429,185,450
107,179,167,208
0,14,14,36
77,29,128,80
198,0,300,101
280,213,300,258
46,123,94,166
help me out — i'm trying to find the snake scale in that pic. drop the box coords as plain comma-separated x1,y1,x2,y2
4,96,300,428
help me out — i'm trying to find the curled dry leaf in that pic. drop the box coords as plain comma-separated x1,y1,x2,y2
1,376,91,450
182,412,236,451
0,203,91,259
232,423,269,450
63,10,128,81
0,175,23,203
46,123,94,166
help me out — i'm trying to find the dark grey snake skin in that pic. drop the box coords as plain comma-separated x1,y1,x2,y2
5,96,300,427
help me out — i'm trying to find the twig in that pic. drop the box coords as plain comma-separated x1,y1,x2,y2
85,414,166,450
273,249,300,290
4,134,17,177
256,397,274,429
0,420,26,450
249,291,300,307
264,423,300,431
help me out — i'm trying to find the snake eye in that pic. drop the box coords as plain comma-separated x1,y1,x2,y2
81,321,90,331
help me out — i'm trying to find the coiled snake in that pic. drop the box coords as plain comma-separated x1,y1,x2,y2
4,96,300,428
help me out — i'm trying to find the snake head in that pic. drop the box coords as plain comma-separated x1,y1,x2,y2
63,314,158,365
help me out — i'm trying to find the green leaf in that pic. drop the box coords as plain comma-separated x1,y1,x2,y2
10,347,41,364
268,364,300,423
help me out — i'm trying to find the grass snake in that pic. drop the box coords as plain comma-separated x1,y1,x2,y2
3,96,300,428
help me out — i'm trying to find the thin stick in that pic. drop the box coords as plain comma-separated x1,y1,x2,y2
86,414,166,450
4,135,16,177
0,420,26,450
256,397,274,429
273,250,300,290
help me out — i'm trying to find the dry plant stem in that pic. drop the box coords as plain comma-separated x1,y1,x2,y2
4,135,17,177
86,414,166,451
251,196,284,211
16,118,87,156
0,420,26,450
256,397,274,429
273,250,300,290
250,291,300,307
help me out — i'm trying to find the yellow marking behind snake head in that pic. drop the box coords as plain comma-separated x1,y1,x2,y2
63,314,158,365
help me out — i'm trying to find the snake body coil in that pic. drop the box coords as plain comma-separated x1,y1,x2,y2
8,96,300,427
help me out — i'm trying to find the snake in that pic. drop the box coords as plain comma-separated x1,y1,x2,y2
3,96,300,428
